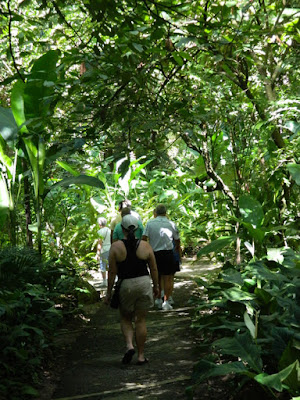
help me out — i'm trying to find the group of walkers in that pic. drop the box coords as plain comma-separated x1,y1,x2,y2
95,200,181,365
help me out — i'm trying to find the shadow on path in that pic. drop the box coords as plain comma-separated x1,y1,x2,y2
43,259,221,400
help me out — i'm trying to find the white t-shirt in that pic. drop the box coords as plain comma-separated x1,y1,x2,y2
98,227,111,253
143,216,179,252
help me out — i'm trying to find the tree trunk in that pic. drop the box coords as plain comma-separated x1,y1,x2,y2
23,160,33,248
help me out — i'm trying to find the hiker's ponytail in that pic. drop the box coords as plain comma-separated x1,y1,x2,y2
127,227,136,252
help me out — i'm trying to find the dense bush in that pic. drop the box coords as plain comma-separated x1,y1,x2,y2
190,248,300,398
0,247,95,400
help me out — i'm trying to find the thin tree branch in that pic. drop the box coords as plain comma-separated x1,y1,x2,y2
7,0,25,82
202,125,237,206
51,0,83,44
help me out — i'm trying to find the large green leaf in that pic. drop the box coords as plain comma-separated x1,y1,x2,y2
0,107,18,142
254,288,273,305
11,80,28,133
285,121,300,137
30,50,60,75
56,161,80,176
254,360,299,392
242,222,266,242
25,50,60,119
221,287,256,302
244,311,256,339
193,359,249,383
197,236,236,258
287,163,300,186
239,195,264,228
279,340,300,392
220,269,244,286
213,332,263,373
245,261,288,283
0,135,13,175
46,175,105,196
129,159,153,182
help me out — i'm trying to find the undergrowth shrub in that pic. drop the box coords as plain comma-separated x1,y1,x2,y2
0,246,93,400
189,248,300,399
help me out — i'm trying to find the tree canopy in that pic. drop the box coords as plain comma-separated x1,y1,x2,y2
0,0,299,260
0,1,300,399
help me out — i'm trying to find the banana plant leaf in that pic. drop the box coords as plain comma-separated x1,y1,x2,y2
287,163,300,186
213,332,263,373
197,236,236,258
0,107,18,142
193,359,250,384
44,175,105,197
245,261,289,283
56,160,80,176
239,195,264,228
254,360,299,392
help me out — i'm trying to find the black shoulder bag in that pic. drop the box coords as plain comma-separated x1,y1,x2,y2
110,279,123,309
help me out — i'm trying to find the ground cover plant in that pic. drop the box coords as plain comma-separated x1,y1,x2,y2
190,247,300,399
0,246,97,400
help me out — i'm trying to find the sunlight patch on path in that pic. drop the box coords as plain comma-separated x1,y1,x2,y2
52,375,191,400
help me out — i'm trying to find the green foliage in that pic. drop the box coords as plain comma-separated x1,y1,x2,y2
0,246,93,399
0,1,298,398
287,164,300,186
191,248,300,397
197,236,236,258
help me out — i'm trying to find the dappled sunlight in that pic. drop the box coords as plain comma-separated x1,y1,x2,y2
179,264,221,273
174,280,191,288
159,227,173,240
124,382,142,389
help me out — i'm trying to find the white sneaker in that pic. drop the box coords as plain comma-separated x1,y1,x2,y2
155,298,163,309
162,300,173,311
168,296,174,305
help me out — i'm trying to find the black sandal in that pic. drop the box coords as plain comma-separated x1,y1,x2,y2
122,349,135,364
136,358,148,365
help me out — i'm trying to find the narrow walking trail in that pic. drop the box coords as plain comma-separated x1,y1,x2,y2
42,260,221,400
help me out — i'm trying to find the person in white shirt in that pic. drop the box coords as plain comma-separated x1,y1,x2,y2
142,204,181,311
96,217,111,286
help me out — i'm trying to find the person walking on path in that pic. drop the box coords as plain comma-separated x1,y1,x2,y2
110,200,140,243
104,215,159,365
96,217,111,286
142,204,181,311
112,207,144,242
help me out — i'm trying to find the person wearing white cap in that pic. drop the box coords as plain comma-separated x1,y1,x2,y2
105,214,159,365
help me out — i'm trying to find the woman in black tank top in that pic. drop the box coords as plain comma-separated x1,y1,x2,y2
105,214,159,365
117,239,149,279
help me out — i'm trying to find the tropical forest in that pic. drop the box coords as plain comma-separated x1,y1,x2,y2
0,0,299,399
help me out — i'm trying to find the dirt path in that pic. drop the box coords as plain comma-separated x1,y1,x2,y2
42,260,221,400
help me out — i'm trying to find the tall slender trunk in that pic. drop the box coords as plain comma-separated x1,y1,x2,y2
9,209,16,246
23,168,33,248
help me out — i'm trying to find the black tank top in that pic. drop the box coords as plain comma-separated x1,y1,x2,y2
117,239,149,279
